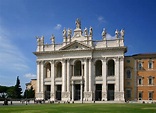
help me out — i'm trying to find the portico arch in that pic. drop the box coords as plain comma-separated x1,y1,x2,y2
44,62,51,78
74,60,82,76
95,60,102,77
55,62,62,77
107,59,115,76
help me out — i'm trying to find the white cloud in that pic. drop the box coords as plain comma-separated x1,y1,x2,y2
97,16,106,23
0,27,29,72
24,73,36,79
54,24,62,30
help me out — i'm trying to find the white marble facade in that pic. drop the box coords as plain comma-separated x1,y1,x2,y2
34,19,127,102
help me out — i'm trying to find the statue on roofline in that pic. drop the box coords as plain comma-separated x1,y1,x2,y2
63,28,67,37
102,28,107,38
115,29,119,38
84,27,88,36
67,28,72,37
120,29,125,38
89,26,93,36
75,18,81,29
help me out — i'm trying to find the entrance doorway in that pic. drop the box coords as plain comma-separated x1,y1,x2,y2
95,84,102,101
107,84,114,101
45,85,51,100
74,84,80,100
56,85,62,100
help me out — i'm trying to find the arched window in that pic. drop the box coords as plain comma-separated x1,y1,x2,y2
95,60,102,76
45,62,51,78
56,62,62,77
107,59,115,76
74,60,81,76
126,70,131,79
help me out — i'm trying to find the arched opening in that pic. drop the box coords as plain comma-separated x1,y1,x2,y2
74,60,81,76
107,59,115,76
56,62,62,77
95,60,102,77
45,62,51,78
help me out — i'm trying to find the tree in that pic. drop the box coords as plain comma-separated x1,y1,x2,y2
14,76,22,98
24,86,35,98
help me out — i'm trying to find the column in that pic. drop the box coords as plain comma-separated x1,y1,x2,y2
50,60,55,101
72,65,74,76
84,59,88,92
89,58,92,92
102,58,107,101
40,61,44,99
62,60,67,101
36,61,40,99
115,57,119,101
119,57,124,101
62,60,66,92
66,59,70,100
67,59,70,92
71,81,74,102
88,58,93,101
81,81,83,101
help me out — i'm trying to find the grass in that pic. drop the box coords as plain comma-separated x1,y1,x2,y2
0,103,156,113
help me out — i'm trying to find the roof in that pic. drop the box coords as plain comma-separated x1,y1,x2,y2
132,53,156,58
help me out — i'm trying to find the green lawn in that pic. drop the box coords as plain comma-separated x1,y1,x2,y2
0,103,156,113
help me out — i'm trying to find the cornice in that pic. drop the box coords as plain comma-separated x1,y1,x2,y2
33,46,127,56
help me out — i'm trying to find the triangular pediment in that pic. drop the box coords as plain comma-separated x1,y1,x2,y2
59,41,92,51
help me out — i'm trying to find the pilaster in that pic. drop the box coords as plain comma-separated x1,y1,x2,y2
62,59,67,101
102,57,107,101
88,58,93,101
50,60,55,101
119,57,125,101
115,57,120,101
66,59,71,101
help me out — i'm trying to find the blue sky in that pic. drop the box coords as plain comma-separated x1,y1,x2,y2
0,0,156,91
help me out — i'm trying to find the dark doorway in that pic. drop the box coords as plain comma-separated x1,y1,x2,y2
107,84,114,101
95,84,102,101
74,84,80,100
45,85,51,100
56,85,62,100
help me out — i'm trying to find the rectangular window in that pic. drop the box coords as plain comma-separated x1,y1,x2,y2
127,60,130,63
126,89,131,99
138,92,142,100
149,92,153,100
126,70,131,79
138,78,142,85
148,77,153,85
148,62,153,69
138,62,142,70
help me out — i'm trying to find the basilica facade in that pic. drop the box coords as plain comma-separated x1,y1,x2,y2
33,19,127,102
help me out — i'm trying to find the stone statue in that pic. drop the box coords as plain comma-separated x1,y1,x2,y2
63,28,67,37
40,36,44,45
75,18,81,29
115,29,119,38
84,27,88,36
102,28,107,37
50,34,55,44
89,26,93,36
67,28,72,37
120,29,125,38
36,36,40,46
